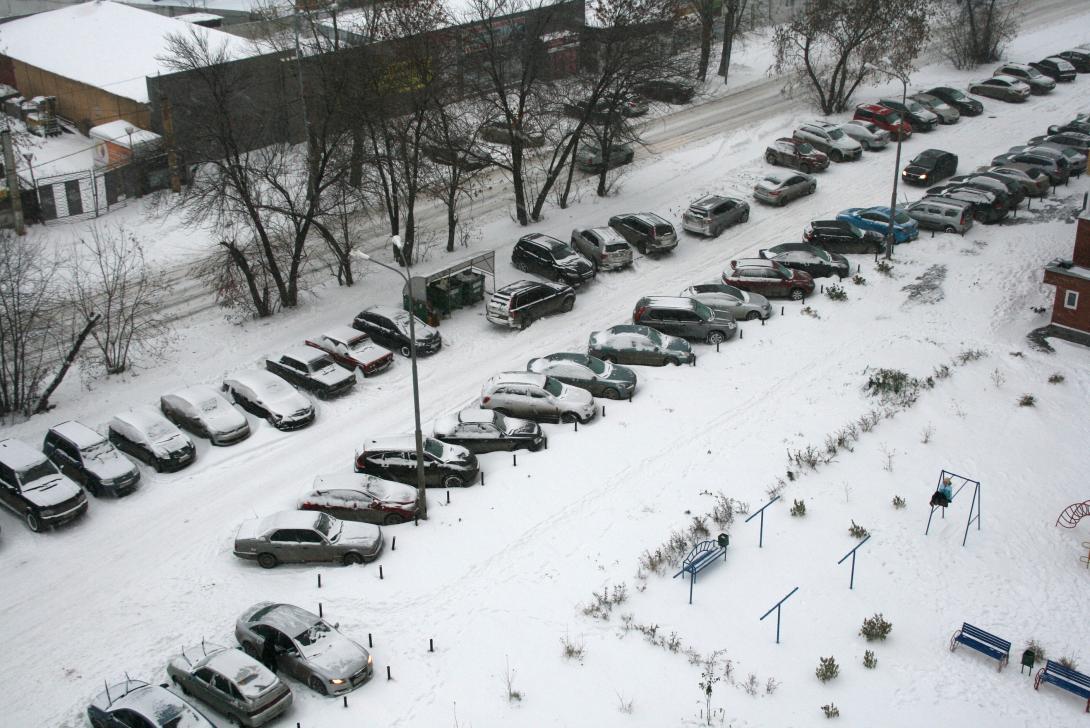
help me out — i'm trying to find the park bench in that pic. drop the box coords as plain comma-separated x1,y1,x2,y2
672,536,728,604
1035,659,1090,712
949,622,1010,671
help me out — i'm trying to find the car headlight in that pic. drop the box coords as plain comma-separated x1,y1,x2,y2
368,654,374,665
330,678,346,685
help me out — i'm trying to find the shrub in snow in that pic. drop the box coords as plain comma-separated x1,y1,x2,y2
849,520,869,539
1059,656,1079,670
860,613,893,641
801,305,821,318
932,363,951,380
822,703,841,718
560,633,585,662
852,273,866,285
1048,373,1065,384
857,410,881,432
743,673,759,696
825,283,848,301
864,369,920,403
920,424,934,444
876,259,894,276
766,677,780,694
892,495,907,509
582,583,627,620
767,479,787,500
790,499,806,517
1018,394,1036,407
955,348,986,365
863,650,877,669
815,656,840,682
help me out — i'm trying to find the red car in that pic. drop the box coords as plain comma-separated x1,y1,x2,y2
853,103,912,141
765,137,830,173
298,473,418,525
305,326,393,377
722,258,815,301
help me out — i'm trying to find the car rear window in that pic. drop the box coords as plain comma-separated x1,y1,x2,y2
605,242,629,251
687,206,708,218
653,224,673,236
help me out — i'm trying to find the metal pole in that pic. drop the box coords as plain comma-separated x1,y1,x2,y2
885,75,906,260
404,257,428,521
775,606,781,644
759,509,765,548
850,551,857,590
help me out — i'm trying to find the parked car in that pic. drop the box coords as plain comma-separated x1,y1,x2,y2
570,226,633,270
878,97,939,132
993,62,1056,94
948,173,1024,207
305,326,393,377
512,233,596,287
234,511,383,568
479,120,545,147
433,407,545,452
108,406,196,473
634,79,695,104
1028,132,1090,152
352,305,442,357
587,324,695,367
926,185,1006,224
1029,56,1077,82
235,602,373,696
901,149,958,186
765,137,830,172
722,258,815,300
925,86,984,116
1047,118,1090,136
839,120,891,150
88,679,215,728
802,219,884,254
793,121,862,161
423,139,492,171
166,644,293,727
526,352,637,399
266,348,355,400
853,103,913,140
679,283,772,321
43,421,140,498
908,93,960,124
836,206,919,243
990,150,1070,184
354,437,478,488
0,438,87,532
903,197,975,234
577,141,634,173
299,473,418,525
681,194,750,237
1011,143,1086,174
631,296,737,344
759,243,849,279
486,280,575,329
979,165,1051,197
222,371,315,431
161,386,251,446
753,171,816,206
968,75,1030,102
1056,49,1090,73
608,212,678,255
480,372,597,424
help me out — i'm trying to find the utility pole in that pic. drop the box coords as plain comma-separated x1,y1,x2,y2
160,96,182,193
2,127,26,235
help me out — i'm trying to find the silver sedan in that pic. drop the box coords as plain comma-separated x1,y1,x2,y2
753,171,816,206
680,283,772,321
166,643,292,726
233,511,383,568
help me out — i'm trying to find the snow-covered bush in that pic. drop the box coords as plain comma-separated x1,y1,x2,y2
875,259,893,276
790,499,807,517
815,656,840,682
849,520,869,539
825,283,847,301
1018,394,1036,407
852,273,866,285
1048,373,1065,384
822,703,841,718
892,495,907,509
860,614,892,641
863,650,877,669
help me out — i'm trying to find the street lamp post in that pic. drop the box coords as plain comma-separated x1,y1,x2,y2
867,64,908,260
352,242,428,520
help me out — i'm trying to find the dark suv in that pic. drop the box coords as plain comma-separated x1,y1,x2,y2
354,436,479,488
878,97,938,132
632,296,737,345
0,437,88,531
634,79,695,104
486,280,575,329
352,304,443,357
43,421,140,497
802,220,884,254
512,233,596,287
901,149,958,186
722,258,815,301
608,212,679,255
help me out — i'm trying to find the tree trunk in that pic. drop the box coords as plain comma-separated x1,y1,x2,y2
719,1,737,82
33,314,99,415
222,241,272,317
510,143,529,226
697,17,713,82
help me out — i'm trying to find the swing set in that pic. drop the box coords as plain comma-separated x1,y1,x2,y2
924,469,981,547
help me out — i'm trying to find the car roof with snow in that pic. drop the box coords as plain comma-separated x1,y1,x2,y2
690,194,734,209
578,225,627,242
170,384,224,405
363,435,433,451
111,405,176,432
637,295,701,310
49,420,105,448
494,279,550,296
253,510,324,534
856,103,895,114
247,602,321,634
0,438,49,470
226,369,290,392
278,346,329,365
318,325,367,343
484,371,548,389
617,212,671,226
92,681,212,727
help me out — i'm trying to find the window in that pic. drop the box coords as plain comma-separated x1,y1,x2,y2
1064,290,1079,309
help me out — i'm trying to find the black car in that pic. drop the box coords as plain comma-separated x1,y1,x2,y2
926,184,1007,223
801,219,884,254
901,149,958,186
0,438,88,532
43,421,140,498
511,233,596,287
1029,57,1077,82
423,139,492,171
925,86,984,116
634,79,695,104
1056,49,1090,73
485,279,575,329
354,436,479,488
1029,132,1090,151
758,242,850,279
878,97,936,132
1047,119,1090,136
608,212,679,254
950,173,1024,207
108,406,196,473
265,347,355,399
352,304,442,357
432,408,544,454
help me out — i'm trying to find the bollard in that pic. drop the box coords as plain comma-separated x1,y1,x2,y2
446,490,450,504
386,666,392,680
481,471,486,485
379,565,384,580
343,696,348,708
740,328,743,339
931,229,935,238
629,392,633,402
820,284,823,294
318,573,322,589
392,536,396,551
574,419,578,432
429,638,434,653
318,603,323,618
781,306,785,316
716,341,720,353
857,263,861,274
368,633,373,647
414,516,418,527
544,438,548,450
513,452,517,467
602,406,606,418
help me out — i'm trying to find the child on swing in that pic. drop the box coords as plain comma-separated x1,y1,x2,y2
930,476,954,508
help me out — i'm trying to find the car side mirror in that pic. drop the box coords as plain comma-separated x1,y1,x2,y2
334,622,340,629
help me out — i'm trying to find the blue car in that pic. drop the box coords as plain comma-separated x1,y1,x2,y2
836,206,919,243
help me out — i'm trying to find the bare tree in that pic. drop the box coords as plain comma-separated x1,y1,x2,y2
771,0,935,114
688,0,718,82
717,0,751,85
934,0,1020,69
422,99,491,252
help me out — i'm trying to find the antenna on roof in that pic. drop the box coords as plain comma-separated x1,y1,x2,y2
201,638,208,657
104,680,111,706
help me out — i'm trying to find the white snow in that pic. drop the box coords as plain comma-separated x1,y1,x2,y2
88,121,161,149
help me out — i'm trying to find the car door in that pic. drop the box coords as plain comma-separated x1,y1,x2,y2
267,528,303,563
47,436,83,483
298,526,332,562
0,464,24,515
672,308,703,339
639,307,672,336
189,667,229,716
525,384,557,420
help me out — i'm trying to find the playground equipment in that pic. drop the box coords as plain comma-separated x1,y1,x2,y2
1055,500,1090,528
1082,542,1090,570
745,495,780,548
924,469,981,547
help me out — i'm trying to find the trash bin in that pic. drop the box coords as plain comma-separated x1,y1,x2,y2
428,277,462,314
456,269,486,304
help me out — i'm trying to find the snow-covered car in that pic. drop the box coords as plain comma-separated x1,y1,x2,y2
161,385,251,446
722,258,815,300
1010,143,1086,174
576,140,634,174
1029,56,1077,82
87,679,216,728
681,194,750,237
792,121,862,161
758,243,849,279
632,296,737,345
764,137,829,173
908,93,960,124
299,472,418,525
925,86,984,116
354,436,479,488
352,305,442,358
265,347,355,399
223,370,315,431
235,602,373,696
587,324,695,367
166,643,293,727
1028,132,1090,152
878,97,939,132
991,150,1070,184
981,165,1051,197
304,326,393,377
480,372,597,424
968,75,1031,102
836,206,919,243
526,352,638,399
0,437,87,532
680,283,773,321
234,511,383,568
993,62,1055,94
839,120,890,150
43,420,140,498
608,212,679,255
752,171,816,206
108,406,196,473
433,407,545,453
802,219,885,254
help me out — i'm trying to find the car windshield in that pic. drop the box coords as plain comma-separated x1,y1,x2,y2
18,459,59,486
643,328,663,345
827,127,844,140
424,438,445,458
893,211,911,224
544,378,564,396
882,112,902,124
80,439,113,462
946,88,967,101
693,301,714,320
294,620,332,647
905,100,923,113
314,512,335,538
198,396,226,414
1024,67,1043,78
586,356,606,375
796,142,816,154
145,419,174,440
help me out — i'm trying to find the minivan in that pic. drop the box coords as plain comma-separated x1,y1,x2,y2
904,197,974,234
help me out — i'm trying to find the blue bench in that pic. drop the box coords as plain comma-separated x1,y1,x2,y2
949,622,1010,671
672,537,728,604
1035,659,1090,712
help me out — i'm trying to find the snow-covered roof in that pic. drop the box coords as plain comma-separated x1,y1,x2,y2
257,510,323,532
88,120,161,148
319,325,365,343
484,371,547,389
49,420,105,448
0,1,258,104
0,438,48,470
173,12,224,25
1045,259,1090,282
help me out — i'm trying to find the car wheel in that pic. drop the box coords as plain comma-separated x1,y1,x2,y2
790,288,806,301
943,225,956,233
25,510,41,533
669,357,683,367
746,311,761,321
86,479,101,497
707,331,726,345
383,513,405,525
399,345,411,357
173,677,190,695
599,354,616,364
242,641,258,658
831,150,843,162
443,473,465,488
343,552,364,566
740,210,749,223
308,676,328,696
514,259,529,272
602,387,622,400
808,183,817,195
561,412,580,424
777,196,787,207
257,553,278,569
561,296,575,312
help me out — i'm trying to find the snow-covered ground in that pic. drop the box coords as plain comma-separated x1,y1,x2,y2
3,8,1090,728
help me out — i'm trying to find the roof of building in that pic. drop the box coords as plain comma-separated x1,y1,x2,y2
88,120,161,148
1045,259,1090,283
0,1,258,104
